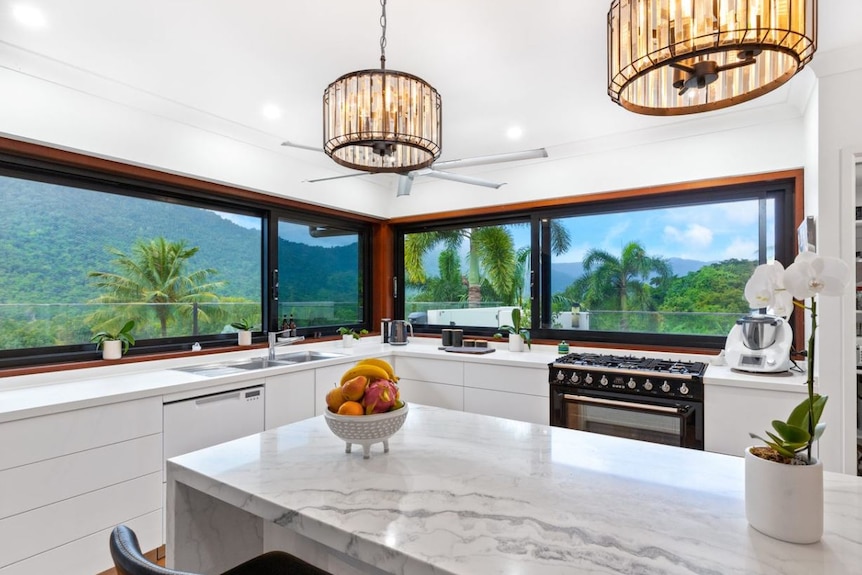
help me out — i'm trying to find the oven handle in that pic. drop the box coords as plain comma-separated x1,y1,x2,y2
563,393,689,414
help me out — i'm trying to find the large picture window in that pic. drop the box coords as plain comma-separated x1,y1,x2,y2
0,154,370,368
397,181,795,350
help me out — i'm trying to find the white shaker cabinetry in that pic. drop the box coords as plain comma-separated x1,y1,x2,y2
704,384,806,456
394,356,464,411
265,370,316,428
463,363,549,425
0,397,162,575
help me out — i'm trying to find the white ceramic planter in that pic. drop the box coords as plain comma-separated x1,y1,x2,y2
508,333,524,352
342,334,355,348
237,330,252,346
101,339,123,360
744,446,824,544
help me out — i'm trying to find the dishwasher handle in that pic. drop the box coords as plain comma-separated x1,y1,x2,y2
195,390,241,406
165,385,263,406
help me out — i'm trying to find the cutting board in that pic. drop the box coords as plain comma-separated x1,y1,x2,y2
441,346,496,354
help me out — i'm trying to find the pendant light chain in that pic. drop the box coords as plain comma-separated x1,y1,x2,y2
379,0,387,70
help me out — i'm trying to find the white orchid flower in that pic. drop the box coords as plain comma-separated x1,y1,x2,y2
783,251,850,300
744,261,785,309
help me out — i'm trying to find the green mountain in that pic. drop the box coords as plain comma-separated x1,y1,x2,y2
0,179,357,305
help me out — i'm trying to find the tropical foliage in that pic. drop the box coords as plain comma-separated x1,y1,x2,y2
88,238,224,337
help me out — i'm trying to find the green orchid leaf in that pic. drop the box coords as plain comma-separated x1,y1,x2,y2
771,420,810,444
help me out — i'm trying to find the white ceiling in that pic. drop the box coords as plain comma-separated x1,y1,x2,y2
1,0,860,205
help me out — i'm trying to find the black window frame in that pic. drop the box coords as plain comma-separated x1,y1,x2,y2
0,152,372,369
395,179,796,351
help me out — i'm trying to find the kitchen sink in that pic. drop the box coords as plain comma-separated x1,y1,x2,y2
273,350,346,363
173,351,345,377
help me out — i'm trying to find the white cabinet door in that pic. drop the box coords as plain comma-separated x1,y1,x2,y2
463,387,549,425
397,378,464,410
265,370,316,429
704,384,806,456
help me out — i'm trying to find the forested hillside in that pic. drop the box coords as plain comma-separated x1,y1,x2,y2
0,181,356,305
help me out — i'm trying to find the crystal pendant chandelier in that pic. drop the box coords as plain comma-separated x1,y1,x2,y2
607,0,817,115
323,0,442,173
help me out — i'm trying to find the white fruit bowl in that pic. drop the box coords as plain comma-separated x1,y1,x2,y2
324,402,409,459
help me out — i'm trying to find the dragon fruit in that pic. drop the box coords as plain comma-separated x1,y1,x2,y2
362,378,398,414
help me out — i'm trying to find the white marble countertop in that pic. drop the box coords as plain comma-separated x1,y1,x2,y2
168,404,862,575
0,337,806,423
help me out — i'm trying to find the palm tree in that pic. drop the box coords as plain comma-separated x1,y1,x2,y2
571,241,671,330
404,222,571,308
88,237,225,337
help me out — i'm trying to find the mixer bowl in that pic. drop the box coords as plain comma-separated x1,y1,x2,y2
737,314,783,350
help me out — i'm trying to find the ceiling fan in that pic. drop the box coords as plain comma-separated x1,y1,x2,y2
280,141,548,196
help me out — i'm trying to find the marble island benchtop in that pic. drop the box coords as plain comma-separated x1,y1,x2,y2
167,405,861,575
0,337,807,423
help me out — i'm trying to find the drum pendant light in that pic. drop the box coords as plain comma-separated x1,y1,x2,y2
607,0,817,116
323,0,442,173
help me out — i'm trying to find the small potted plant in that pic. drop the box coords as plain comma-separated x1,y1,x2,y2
742,251,849,544
495,308,530,352
91,320,136,360
337,327,369,348
230,318,257,346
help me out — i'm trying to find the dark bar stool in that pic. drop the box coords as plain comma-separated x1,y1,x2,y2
109,525,332,575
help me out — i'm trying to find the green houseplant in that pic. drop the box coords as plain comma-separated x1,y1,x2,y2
742,251,849,543
337,327,369,340
495,308,530,351
230,318,257,346
91,320,136,359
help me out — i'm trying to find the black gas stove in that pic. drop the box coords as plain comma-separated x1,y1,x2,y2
549,353,707,401
548,353,707,449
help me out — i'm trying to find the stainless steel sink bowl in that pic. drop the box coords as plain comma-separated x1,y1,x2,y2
273,350,345,363
173,351,345,377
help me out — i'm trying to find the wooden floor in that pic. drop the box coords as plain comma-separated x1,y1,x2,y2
97,546,164,574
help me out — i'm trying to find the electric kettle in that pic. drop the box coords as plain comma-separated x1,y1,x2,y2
389,320,413,345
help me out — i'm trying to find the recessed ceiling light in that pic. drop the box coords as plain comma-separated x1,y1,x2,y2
261,104,282,120
12,4,47,28
506,126,523,140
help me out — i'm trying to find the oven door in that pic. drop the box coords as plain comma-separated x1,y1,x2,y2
550,385,703,450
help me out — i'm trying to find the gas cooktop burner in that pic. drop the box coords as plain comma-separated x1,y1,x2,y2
552,353,707,377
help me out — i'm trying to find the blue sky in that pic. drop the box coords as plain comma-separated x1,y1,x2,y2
517,198,769,264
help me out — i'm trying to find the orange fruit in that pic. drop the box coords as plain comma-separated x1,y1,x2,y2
325,386,346,413
337,400,364,416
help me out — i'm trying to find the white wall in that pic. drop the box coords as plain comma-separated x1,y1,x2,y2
811,44,862,474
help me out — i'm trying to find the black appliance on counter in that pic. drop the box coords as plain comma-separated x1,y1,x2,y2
549,353,707,450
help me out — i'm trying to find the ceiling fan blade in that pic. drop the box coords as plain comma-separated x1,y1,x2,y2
433,148,547,170
396,174,415,197
424,170,504,189
304,173,367,183
281,141,323,152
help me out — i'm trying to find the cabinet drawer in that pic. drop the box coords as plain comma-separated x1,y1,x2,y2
0,396,162,470
463,363,548,397
0,433,161,519
0,472,161,568
398,379,464,411
395,357,463,386
0,510,161,575
464,387,549,425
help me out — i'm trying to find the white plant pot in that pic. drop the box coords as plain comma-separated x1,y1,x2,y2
508,333,524,352
342,334,355,348
744,446,824,544
101,339,123,360
237,330,252,346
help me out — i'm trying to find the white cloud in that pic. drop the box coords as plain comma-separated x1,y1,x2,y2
722,238,758,260
663,224,713,248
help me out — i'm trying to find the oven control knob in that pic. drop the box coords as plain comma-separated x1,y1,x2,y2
599,375,609,386
661,381,671,393
556,370,565,381
643,379,653,391
627,378,637,389
584,374,593,384
570,373,580,383
679,383,690,395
